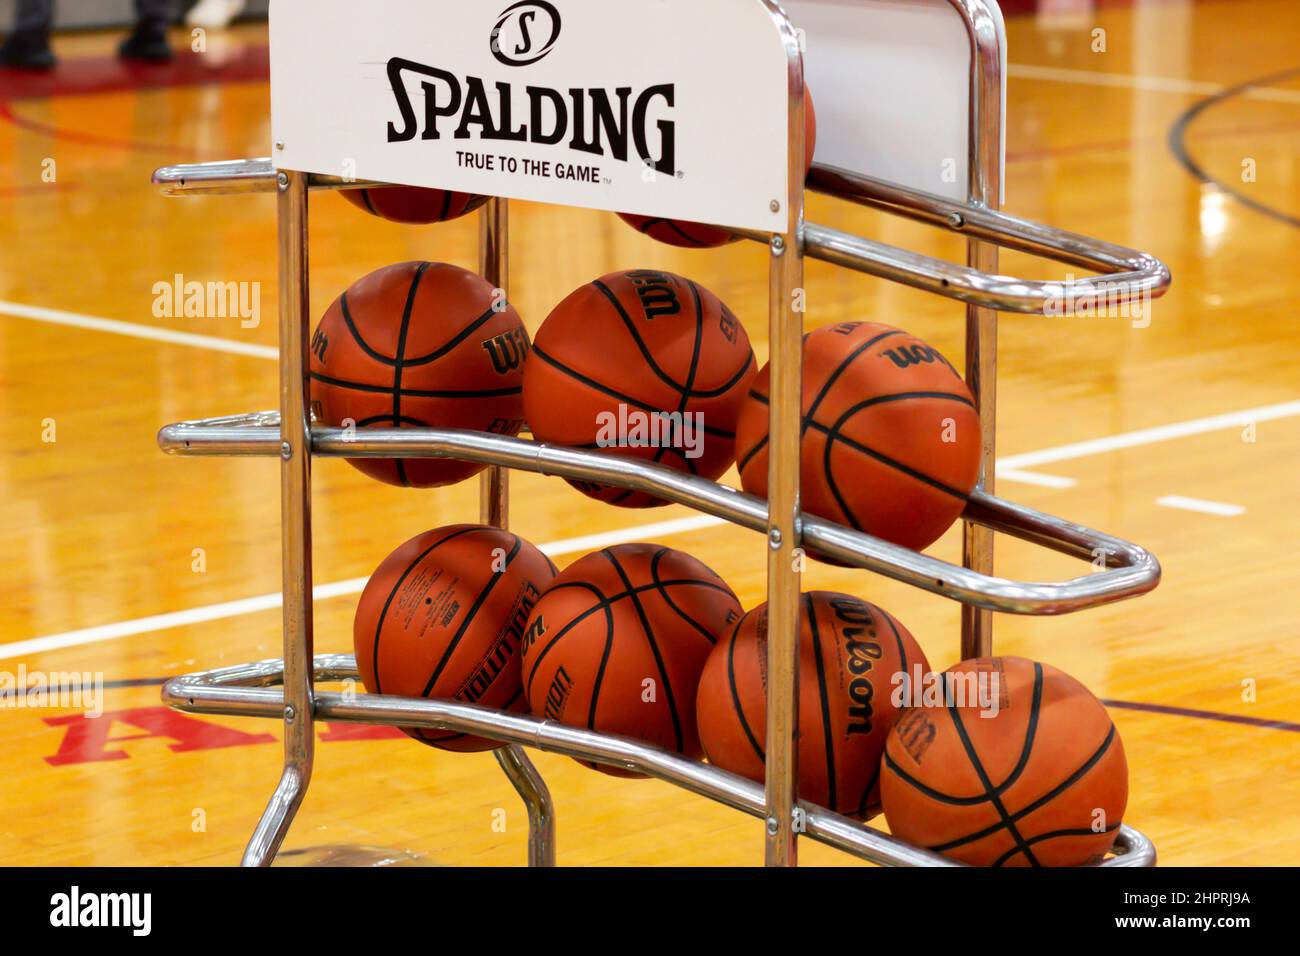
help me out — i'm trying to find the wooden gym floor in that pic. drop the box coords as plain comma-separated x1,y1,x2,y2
1,1,1297,866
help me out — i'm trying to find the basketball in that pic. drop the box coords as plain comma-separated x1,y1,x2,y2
616,88,819,248
310,261,530,488
695,591,928,818
881,656,1129,866
341,186,489,224
353,524,558,752
520,543,742,775
735,321,981,552
523,269,756,507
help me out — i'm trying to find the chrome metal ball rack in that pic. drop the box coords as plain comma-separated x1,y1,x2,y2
154,0,1168,867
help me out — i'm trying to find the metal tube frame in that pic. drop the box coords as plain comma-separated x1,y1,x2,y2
160,655,1155,867
151,0,1165,868
953,0,1003,659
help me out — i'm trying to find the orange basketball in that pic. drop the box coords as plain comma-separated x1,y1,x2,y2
616,215,738,250
341,186,489,224
616,88,818,249
520,543,742,776
353,524,557,752
735,321,980,552
310,261,530,488
881,656,1129,866
523,269,756,508
696,591,928,818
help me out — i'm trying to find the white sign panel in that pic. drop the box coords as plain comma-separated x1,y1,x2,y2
785,0,1006,203
270,0,793,231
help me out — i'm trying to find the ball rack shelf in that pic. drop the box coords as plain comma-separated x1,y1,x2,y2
153,0,1168,867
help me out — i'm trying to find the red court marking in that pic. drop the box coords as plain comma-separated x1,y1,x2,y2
0,44,268,102
0,100,195,155
1008,117,1300,165
999,0,1203,14
1105,699,1300,733
0,44,270,158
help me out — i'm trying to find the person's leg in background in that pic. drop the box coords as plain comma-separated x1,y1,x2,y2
0,0,57,70
120,0,175,62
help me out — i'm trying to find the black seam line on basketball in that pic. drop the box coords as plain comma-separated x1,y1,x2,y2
676,280,705,421
806,594,840,813
438,189,453,222
310,371,523,399
1008,724,1118,827
371,525,483,697
603,549,685,753
585,592,618,734
418,534,524,699
648,548,720,645
355,414,435,428
855,610,909,817
650,442,699,475
805,329,907,423
339,291,393,366
942,727,1121,856
529,345,735,437
990,661,1046,799
401,302,506,368
521,576,735,697
881,751,989,805
857,760,883,819
820,417,972,501
336,294,505,371
523,581,610,698
592,278,692,395
727,612,765,764
360,189,378,215
988,822,1123,868
631,216,703,246
667,220,710,246
823,417,864,532
391,261,430,488
736,389,976,475
601,275,741,399
947,664,1043,867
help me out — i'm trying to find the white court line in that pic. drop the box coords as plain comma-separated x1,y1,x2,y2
997,400,1300,471
0,514,726,662
1007,63,1300,104
1156,496,1246,518
8,396,1295,662
4,285,1298,659
0,301,277,361
996,468,1077,489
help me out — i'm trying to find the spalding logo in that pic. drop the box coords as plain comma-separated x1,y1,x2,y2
491,1,562,67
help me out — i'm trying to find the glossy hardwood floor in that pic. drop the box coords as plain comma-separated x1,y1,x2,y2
1,1,1297,866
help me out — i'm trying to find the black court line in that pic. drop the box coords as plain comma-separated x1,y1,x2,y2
1168,66,1300,229
1103,698,1300,733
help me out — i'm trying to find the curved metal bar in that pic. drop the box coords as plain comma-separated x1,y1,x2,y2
1110,825,1158,867
808,164,1172,309
149,158,1169,314
156,419,1160,615
493,746,557,867
160,655,1155,868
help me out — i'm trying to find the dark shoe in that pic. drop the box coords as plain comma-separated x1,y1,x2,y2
119,24,173,62
0,30,56,70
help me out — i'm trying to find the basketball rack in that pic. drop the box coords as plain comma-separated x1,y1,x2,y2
154,0,1168,867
